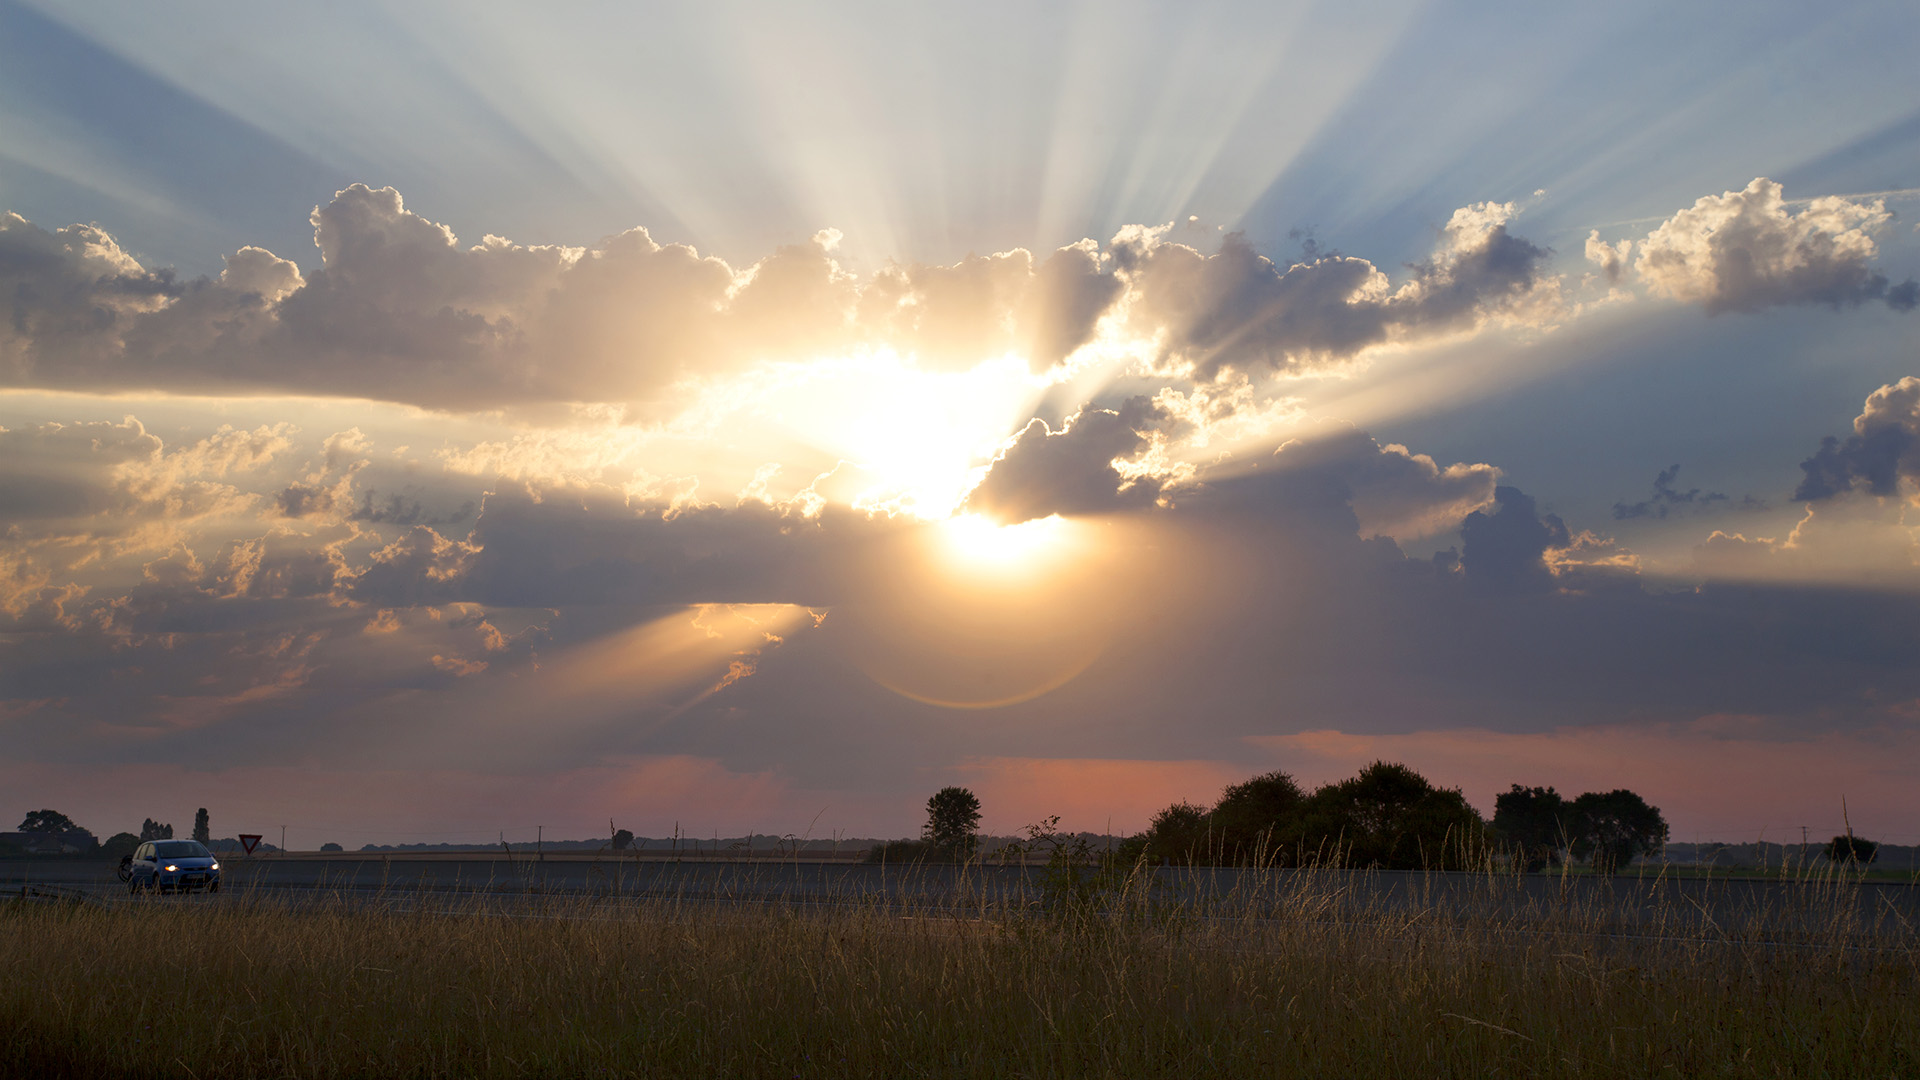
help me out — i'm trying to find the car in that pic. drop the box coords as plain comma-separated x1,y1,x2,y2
124,839,222,894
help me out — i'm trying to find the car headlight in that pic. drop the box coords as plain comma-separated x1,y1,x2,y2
210,861,219,870
164,864,177,872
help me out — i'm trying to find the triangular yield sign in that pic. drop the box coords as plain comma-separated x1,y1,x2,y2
239,834,261,854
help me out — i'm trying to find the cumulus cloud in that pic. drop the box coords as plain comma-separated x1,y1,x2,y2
1113,201,1559,381
1263,426,1498,541
2,186,1126,406
0,186,1574,409
1459,486,1569,593
1631,178,1917,313
0,213,182,374
0,415,291,599
1584,231,1633,285
1794,376,1920,501
963,397,1171,524
274,429,373,520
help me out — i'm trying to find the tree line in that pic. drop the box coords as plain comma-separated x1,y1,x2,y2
874,765,1693,874
2,808,215,857
869,763,1898,874
1128,766,1679,872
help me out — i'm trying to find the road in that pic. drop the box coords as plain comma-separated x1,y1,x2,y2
8,854,1918,941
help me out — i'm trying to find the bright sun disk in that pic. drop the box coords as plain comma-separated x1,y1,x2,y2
936,514,1071,573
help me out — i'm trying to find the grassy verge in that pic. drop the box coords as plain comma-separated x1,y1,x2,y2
3,874,1916,1079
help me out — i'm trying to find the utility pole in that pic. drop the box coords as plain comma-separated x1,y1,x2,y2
537,825,543,863
280,825,287,856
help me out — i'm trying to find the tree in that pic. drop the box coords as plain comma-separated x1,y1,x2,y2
612,828,635,852
319,842,345,852
193,808,211,844
1301,762,1485,870
1825,834,1879,865
923,786,982,860
1491,785,1568,872
1567,789,1667,874
100,832,140,860
18,809,78,835
1210,771,1306,866
17,810,97,851
140,819,173,842
1140,801,1211,865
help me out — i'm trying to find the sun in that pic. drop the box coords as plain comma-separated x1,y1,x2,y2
846,512,1115,709
934,514,1074,576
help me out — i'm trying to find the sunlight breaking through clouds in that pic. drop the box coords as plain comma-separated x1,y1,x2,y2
5,4,1920,848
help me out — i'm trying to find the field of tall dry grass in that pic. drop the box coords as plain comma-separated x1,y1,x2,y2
4,865,1915,1078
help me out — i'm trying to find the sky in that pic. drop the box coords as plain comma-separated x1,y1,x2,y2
3,0,1919,850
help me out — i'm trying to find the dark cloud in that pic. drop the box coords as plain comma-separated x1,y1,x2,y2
1793,377,1920,501
1019,242,1126,371
349,491,475,527
342,525,480,610
1611,465,1728,520
1460,486,1569,593
1259,426,1497,540
963,397,1168,524
0,213,184,369
1113,203,1557,381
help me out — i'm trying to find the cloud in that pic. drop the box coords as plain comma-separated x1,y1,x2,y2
12,395,1920,846
1794,376,1920,500
0,187,1572,410
963,397,1171,524
1112,201,1560,381
1612,464,1729,520
343,525,480,609
0,213,182,373
1631,178,1917,313
0,417,295,619
1692,496,1919,589
1584,231,1632,285
1459,485,1569,593
1019,241,1127,371
1261,426,1498,541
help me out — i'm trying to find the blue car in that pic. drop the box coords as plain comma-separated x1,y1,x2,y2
125,839,221,894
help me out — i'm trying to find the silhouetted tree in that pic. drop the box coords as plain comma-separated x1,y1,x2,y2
140,819,173,842
1567,790,1667,874
612,828,635,851
18,809,77,835
1210,771,1306,866
99,832,140,860
17,809,97,851
1825,834,1879,865
193,808,211,844
923,786,982,860
1140,801,1211,864
320,842,345,852
1491,785,1568,871
1301,762,1485,870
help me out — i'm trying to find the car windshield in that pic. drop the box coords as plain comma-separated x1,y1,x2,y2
153,840,211,858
